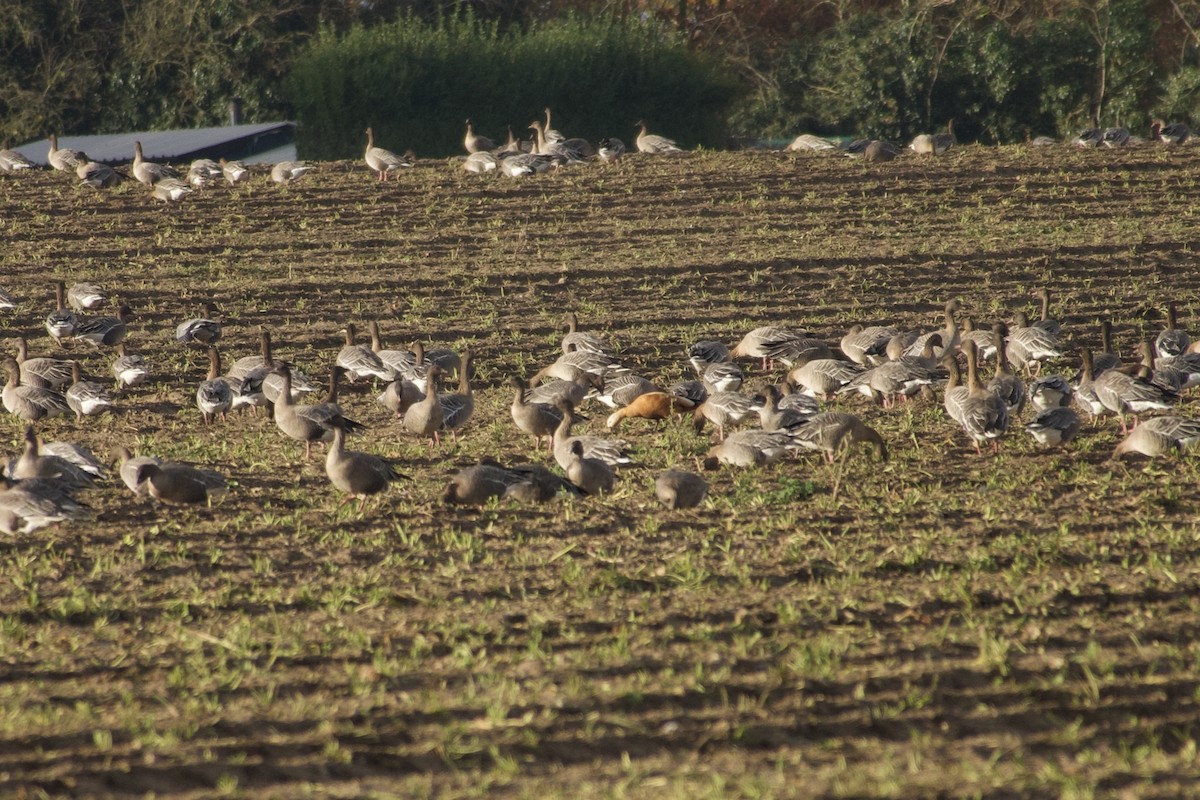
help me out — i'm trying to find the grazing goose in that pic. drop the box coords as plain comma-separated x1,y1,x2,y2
0,146,34,172
65,362,113,420
598,137,625,164
1006,311,1061,376
691,391,755,440
74,304,132,347
438,350,475,440
700,362,743,394
76,159,120,189
527,373,600,407
605,391,693,431
187,159,221,187
463,151,498,174
838,356,936,408
565,440,615,496
1029,375,1074,412
45,281,78,346
705,429,795,468
175,303,222,345
131,141,179,185
378,374,423,419
1139,416,1200,450
1151,120,1190,145
1111,425,1181,460
2,358,68,421
271,161,311,184
15,336,73,388
597,373,658,409
1073,128,1103,148
196,347,233,424
910,120,955,155
364,127,413,181
111,344,149,390
0,478,88,534
561,312,611,356
792,412,888,463
325,417,406,511
785,134,837,152
986,325,1026,415
670,379,708,408
840,324,895,366
509,375,568,450
552,399,633,469
1155,303,1190,362
67,282,106,312
789,358,864,400
114,447,163,494
403,365,445,445
531,350,624,385
1092,359,1176,433
864,140,902,162
1025,406,1082,448
729,326,811,371
957,341,1009,453
1102,127,1131,147
220,159,249,184
655,470,708,510
687,340,730,374
134,462,227,505
337,323,392,382
499,152,555,177
273,365,364,458
151,178,193,203
443,461,582,505
47,134,86,172
463,119,496,154
635,121,683,154
777,382,821,416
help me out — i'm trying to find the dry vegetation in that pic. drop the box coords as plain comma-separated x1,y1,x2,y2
3,144,1200,798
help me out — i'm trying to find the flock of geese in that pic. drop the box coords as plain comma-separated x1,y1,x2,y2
1,269,1198,534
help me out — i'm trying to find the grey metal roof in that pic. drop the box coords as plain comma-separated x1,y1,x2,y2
13,122,296,166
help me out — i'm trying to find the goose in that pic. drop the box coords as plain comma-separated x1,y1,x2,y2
67,282,106,312
438,350,475,440
909,120,955,155
65,362,113,420
777,382,821,416
597,373,658,409
670,379,708,407
133,462,227,505
1092,359,1176,433
230,330,318,404
1155,303,1190,362
1006,311,1061,376
0,478,89,533
527,373,600,407
74,304,132,347
840,324,895,365
365,321,413,379
729,326,817,371
325,417,406,511
692,391,755,439
220,158,249,184
565,440,615,495
864,140,901,162
542,108,564,143
47,134,86,171
1137,340,1189,393
906,299,961,357
112,344,149,390
496,125,528,155
957,341,1009,453
151,178,193,203
838,357,936,408
113,447,163,494
1102,127,1131,147
45,281,78,346
1151,120,1190,145
0,146,34,172
1029,375,1074,412
1139,416,1200,450
552,399,633,469
272,365,364,458
941,354,969,428
132,141,179,185
605,391,693,431
531,350,624,385
529,120,590,164
1032,288,1062,336
443,461,582,505
364,127,413,181
598,138,625,164
15,336,73,388
76,159,120,189
655,470,708,510
705,429,796,468
788,358,864,400
785,134,836,152
1111,425,1182,460
959,318,996,360
986,325,1026,415
687,340,730,373
0,289,16,310
1072,348,1106,419
750,385,814,433
635,121,683,154
792,412,888,463
196,347,233,424
1025,406,1082,448
463,151,498,174
2,358,68,421
271,161,311,184
463,119,496,154
187,159,221,187
403,365,445,445
498,152,554,177
175,303,222,345
378,375,423,419
700,362,744,394
336,323,392,382
1092,319,1122,376
1073,128,1103,147
509,375,567,450
8,426,98,488
561,312,611,356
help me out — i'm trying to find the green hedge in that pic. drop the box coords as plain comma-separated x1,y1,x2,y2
284,14,742,159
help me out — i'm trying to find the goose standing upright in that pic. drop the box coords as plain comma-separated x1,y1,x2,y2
45,281,77,347
132,141,179,186
403,365,445,445
65,362,113,420
47,134,86,172
325,417,406,511
957,341,1009,453
196,347,233,424
635,121,682,154
1156,303,1190,363
439,350,475,441
463,120,495,154
364,127,412,181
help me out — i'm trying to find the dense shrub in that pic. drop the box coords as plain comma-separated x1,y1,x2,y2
284,14,742,158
